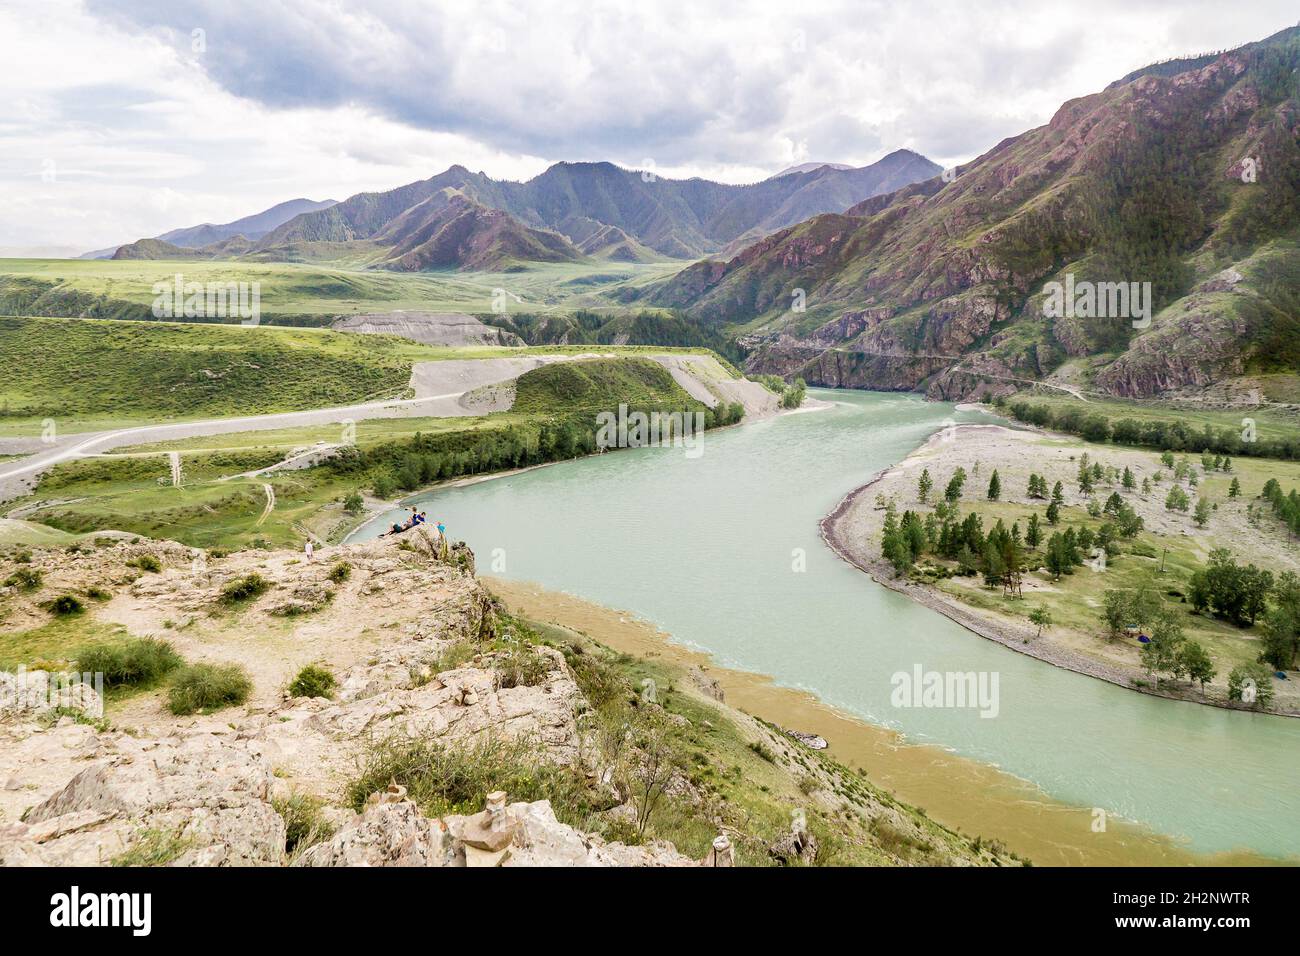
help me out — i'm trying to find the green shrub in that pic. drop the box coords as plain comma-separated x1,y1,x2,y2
219,572,269,604
288,663,336,699
342,491,364,515
43,594,84,616
4,567,42,590
76,638,183,688
129,554,162,573
272,792,334,857
561,643,628,709
327,561,351,584
493,647,552,689
167,662,252,715
346,734,587,819
110,827,193,867
85,586,112,601
747,740,776,763
429,640,477,674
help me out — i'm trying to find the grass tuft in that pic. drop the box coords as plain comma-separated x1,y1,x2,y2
76,637,183,688
287,663,336,699
219,572,270,604
167,662,252,715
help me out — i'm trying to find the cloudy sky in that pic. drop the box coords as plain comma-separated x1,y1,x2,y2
3,0,1296,253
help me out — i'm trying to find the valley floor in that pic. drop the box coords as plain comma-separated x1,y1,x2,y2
822,422,1300,716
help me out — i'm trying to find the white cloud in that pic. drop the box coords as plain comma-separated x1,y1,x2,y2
1,0,1296,251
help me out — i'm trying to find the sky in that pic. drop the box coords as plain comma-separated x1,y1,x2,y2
2,0,1296,254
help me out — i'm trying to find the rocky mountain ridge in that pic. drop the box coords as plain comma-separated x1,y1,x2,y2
649,26,1300,402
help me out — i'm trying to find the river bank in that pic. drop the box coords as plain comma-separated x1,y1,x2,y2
487,577,1286,866
348,389,1300,860
820,422,1300,716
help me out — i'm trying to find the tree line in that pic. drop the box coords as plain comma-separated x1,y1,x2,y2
1000,398,1300,461
326,400,744,496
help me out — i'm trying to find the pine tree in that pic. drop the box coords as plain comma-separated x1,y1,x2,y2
1193,497,1211,528
1122,467,1135,490
1051,480,1064,504
1046,500,1061,525
987,470,1001,501
917,468,933,503
1026,512,1042,547
1229,477,1241,498
944,468,966,503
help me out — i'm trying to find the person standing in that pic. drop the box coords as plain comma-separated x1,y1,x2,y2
305,540,314,562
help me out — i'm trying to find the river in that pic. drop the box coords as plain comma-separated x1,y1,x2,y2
351,389,1300,861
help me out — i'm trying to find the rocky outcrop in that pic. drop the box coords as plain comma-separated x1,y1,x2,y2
0,532,690,867
331,311,525,348
297,790,690,867
0,728,285,866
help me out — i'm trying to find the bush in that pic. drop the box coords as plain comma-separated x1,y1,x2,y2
747,741,776,763
129,554,162,573
43,594,85,616
4,567,42,590
220,572,270,604
77,637,183,688
85,586,112,601
272,792,334,857
327,562,351,585
493,647,552,689
167,662,252,715
342,491,364,515
288,663,336,699
346,734,586,819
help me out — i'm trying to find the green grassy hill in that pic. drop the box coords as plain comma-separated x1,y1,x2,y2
0,316,439,426
511,357,695,414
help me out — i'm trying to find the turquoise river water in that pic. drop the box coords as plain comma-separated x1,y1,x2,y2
353,389,1299,859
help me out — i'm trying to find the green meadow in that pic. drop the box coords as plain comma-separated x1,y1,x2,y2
0,314,725,436
6,357,718,550
0,257,680,324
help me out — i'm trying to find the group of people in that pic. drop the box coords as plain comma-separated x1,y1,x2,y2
383,508,446,543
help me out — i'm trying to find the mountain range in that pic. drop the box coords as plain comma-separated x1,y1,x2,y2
90,197,336,259
645,25,1300,401
110,150,942,270
89,26,1300,405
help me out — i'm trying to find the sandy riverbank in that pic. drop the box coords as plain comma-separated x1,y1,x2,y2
487,577,1287,866
820,423,1300,716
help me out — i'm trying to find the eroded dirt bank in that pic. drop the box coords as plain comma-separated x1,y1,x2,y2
488,577,1286,866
